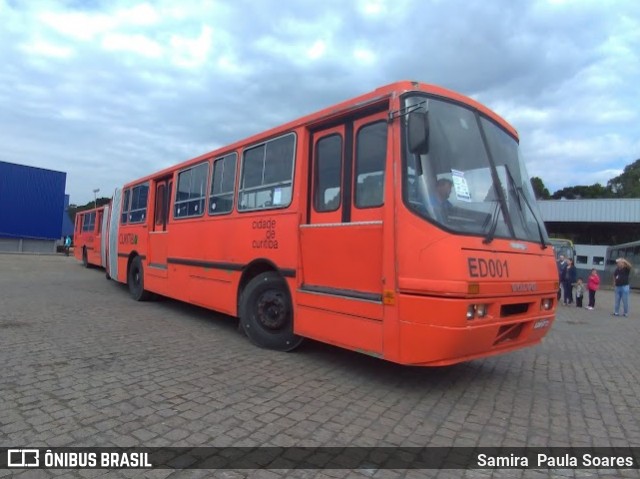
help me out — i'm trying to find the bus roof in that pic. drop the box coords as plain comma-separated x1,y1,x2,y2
122,80,519,189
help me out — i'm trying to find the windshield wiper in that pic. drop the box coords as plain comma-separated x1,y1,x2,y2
516,185,548,249
483,201,501,244
475,111,516,240
504,166,548,249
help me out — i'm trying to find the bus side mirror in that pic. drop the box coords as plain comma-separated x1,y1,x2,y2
408,110,429,154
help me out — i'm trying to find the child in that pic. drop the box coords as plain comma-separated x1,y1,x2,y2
575,278,585,308
587,269,600,310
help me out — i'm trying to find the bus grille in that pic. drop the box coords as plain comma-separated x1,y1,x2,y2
500,303,529,317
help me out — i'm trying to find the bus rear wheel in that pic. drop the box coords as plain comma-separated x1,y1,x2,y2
82,248,89,268
240,272,303,352
128,256,151,301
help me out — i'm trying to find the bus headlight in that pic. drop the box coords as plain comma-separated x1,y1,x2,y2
467,305,475,319
541,298,553,311
467,304,489,320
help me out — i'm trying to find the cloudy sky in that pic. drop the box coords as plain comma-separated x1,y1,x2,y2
1,0,638,204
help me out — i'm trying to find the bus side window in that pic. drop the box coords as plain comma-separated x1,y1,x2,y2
121,189,130,224
155,184,166,226
314,134,342,212
175,163,208,219
239,133,295,211
210,153,237,215
129,183,149,223
355,121,387,208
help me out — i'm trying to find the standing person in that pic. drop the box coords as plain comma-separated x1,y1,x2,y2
586,268,600,310
574,278,585,308
64,235,72,257
613,258,632,317
557,255,567,302
563,259,576,305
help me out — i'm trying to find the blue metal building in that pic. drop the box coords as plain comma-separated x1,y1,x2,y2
61,194,75,238
0,161,67,253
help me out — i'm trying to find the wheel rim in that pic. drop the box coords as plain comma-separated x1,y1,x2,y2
256,290,288,330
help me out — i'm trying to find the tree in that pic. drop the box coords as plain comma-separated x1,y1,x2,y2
530,177,550,199
607,159,640,197
551,184,613,200
67,197,111,225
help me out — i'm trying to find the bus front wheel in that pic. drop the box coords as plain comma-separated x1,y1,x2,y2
240,272,303,352
128,256,151,301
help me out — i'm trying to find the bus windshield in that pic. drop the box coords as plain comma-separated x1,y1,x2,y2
549,239,575,261
402,95,548,245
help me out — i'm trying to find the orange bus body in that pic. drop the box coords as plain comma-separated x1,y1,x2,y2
104,81,557,366
74,205,107,268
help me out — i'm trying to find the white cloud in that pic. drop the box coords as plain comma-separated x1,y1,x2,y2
359,0,386,15
168,26,213,68
101,32,163,58
353,47,376,65
307,40,326,60
115,3,161,27
39,11,115,42
20,38,74,59
0,0,638,203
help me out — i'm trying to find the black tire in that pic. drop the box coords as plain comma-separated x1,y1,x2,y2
239,272,303,352
82,248,89,268
127,256,151,301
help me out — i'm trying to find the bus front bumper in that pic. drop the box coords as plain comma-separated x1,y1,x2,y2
394,293,555,366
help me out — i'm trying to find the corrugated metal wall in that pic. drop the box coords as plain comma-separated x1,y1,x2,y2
537,199,640,223
61,194,74,237
0,161,67,241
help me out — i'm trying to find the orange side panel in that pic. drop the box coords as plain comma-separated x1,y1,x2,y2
187,273,236,316
296,290,383,320
299,223,382,294
295,305,383,356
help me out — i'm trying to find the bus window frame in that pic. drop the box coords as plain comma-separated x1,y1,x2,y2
313,133,343,213
127,182,150,224
82,211,95,232
237,132,297,212
354,120,387,210
174,161,210,220
120,183,150,225
209,152,238,216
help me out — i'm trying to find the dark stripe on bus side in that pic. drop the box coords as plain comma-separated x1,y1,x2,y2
167,257,296,278
300,284,382,303
148,263,168,270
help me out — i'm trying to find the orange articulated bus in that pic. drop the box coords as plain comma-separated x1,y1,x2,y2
103,81,557,366
74,205,109,269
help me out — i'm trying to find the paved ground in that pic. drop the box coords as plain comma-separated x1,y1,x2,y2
0,254,639,479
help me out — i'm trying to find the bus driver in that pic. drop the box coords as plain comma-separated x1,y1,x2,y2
430,178,453,222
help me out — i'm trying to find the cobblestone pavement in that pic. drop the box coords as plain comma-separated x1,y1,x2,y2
1,254,639,479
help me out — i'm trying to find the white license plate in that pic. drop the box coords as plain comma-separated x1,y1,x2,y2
533,319,550,330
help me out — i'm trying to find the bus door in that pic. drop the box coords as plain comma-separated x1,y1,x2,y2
148,177,172,277
94,209,104,260
298,111,388,348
